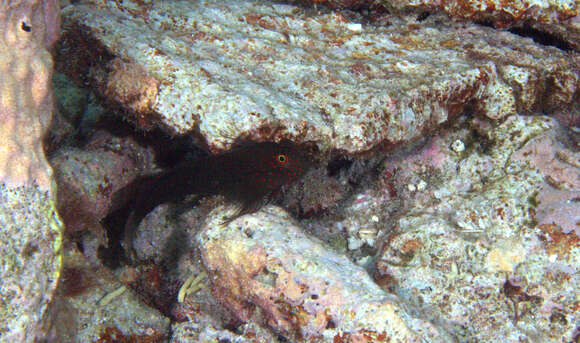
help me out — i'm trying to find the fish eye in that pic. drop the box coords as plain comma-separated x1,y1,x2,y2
276,154,288,165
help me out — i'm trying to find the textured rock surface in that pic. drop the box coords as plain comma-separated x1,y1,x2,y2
171,320,280,343
51,130,155,237
45,1,580,342
0,0,63,341
309,0,580,51
45,249,170,342
1,0,59,189
47,72,109,152
511,127,580,235
198,206,450,342
0,186,63,343
381,0,580,50
58,0,580,153
372,115,579,342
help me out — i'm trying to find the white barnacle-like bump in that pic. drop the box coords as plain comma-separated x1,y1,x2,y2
346,23,362,32
451,139,465,153
416,180,427,191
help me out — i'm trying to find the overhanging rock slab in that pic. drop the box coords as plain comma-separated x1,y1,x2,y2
59,0,580,153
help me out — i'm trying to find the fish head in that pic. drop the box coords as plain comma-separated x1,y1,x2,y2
251,140,312,190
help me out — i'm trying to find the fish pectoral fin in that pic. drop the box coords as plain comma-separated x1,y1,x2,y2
171,194,202,217
221,194,272,224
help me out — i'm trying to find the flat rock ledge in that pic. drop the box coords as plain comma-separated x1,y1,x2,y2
59,0,580,153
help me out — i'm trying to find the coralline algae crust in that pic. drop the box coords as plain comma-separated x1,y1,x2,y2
59,0,580,153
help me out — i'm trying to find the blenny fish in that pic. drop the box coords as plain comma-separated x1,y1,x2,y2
109,140,312,263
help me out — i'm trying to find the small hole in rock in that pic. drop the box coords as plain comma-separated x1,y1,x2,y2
417,12,430,22
326,319,336,329
21,22,31,32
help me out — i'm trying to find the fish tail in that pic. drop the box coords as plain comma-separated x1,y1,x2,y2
110,163,202,263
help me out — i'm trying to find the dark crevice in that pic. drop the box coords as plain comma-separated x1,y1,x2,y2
508,25,572,51
416,12,430,22
326,156,353,176
476,19,573,52
90,115,207,169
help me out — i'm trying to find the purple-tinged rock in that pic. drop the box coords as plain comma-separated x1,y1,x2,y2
0,0,63,341
510,123,580,235
373,114,578,342
50,130,156,238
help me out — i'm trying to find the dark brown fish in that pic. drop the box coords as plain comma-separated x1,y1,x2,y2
111,140,312,263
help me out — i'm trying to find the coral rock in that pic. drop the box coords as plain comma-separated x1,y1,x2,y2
0,0,63,341
58,0,580,153
50,130,155,236
198,206,449,342
378,0,580,51
46,249,170,342
375,115,579,342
